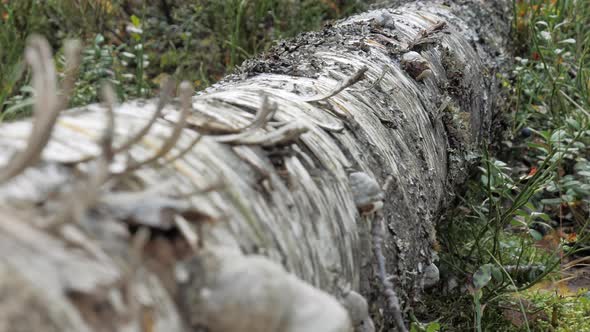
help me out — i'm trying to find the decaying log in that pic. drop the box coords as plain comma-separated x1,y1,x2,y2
0,0,511,331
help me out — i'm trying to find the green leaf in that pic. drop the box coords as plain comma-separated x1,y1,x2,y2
527,142,549,153
19,85,34,94
94,34,104,45
529,229,543,241
541,197,562,205
550,129,567,143
473,264,493,290
511,217,527,227
565,117,580,129
532,221,553,232
491,265,503,281
480,175,489,185
3,97,34,114
426,322,441,332
531,212,551,221
131,15,141,27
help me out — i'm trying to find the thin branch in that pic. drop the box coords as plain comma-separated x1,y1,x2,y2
351,65,390,93
214,121,308,146
99,83,117,162
58,40,83,110
302,66,368,102
372,213,408,332
115,81,191,174
407,20,447,50
69,77,176,164
174,214,199,251
0,37,81,184
239,94,277,131
162,132,203,164
211,94,277,138
84,83,117,196
116,77,177,153
50,82,117,226
212,95,297,145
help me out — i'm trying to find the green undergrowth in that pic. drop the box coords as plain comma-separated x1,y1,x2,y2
0,0,370,118
416,0,590,331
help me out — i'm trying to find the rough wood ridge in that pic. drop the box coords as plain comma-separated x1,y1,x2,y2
0,0,511,331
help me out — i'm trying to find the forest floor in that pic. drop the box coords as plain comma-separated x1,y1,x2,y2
1,0,589,331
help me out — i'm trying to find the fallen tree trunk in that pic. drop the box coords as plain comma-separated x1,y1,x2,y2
0,0,511,331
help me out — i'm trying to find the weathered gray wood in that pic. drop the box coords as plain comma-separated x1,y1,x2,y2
0,0,511,331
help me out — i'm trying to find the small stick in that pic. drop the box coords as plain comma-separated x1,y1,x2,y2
0,37,81,183
162,132,203,164
50,83,117,226
302,66,368,102
174,214,199,251
371,175,407,332
111,77,176,155
407,21,447,50
69,77,176,164
351,65,391,93
372,213,408,332
240,94,277,131
214,121,308,146
99,83,117,162
115,81,191,174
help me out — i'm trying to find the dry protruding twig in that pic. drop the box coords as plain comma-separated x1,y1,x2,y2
407,20,447,50
165,96,278,160
351,65,391,93
370,173,406,332
214,121,308,146
99,83,117,162
59,40,83,109
212,94,298,145
212,94,277,136
0,36,81,184
82,83,117,204
174,214,199,251
50,83,117,226
302,66,368,102
372,214,408,332
240,94,277,131
115,81,191,174
162,132,203,164
69,77,176,164
125,226,151,319
114,77,177,155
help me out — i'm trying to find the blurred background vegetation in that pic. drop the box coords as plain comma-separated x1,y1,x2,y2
0,0,371,117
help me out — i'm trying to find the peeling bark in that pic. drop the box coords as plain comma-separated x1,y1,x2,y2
0,0,511,331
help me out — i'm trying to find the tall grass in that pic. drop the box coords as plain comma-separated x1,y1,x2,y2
0,0,369,113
